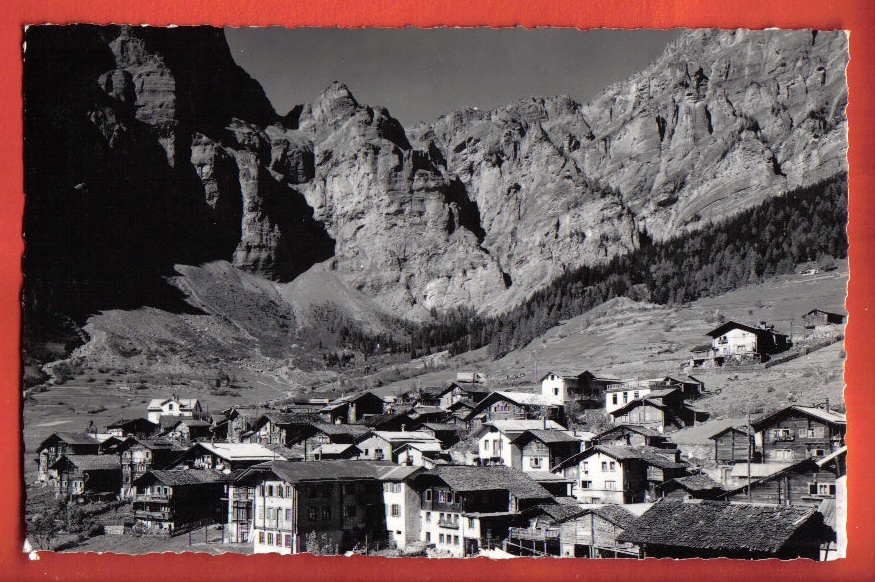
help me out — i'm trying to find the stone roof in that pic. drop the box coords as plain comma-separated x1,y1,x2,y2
136,468,230,487
511,429,581,445
422,465,553,500
662,473,725,493
193,442,286,461
51,454,120,471
254,460,417,484
617,499,819,553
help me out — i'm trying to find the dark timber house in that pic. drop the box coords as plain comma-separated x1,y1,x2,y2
751,405,846,463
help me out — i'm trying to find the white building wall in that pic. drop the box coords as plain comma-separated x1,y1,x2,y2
541,375,569,402
605,387,652,414
420,509,465,556
572,452,625,504
712,328,758,356
477,430,518,468
251,478,296,554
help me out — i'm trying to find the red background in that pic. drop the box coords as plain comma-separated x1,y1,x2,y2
1,1,873,580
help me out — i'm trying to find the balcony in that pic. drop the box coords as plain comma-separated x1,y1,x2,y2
509,527,560,541
135,509,172,521
135,493,170,502
437,518,460,530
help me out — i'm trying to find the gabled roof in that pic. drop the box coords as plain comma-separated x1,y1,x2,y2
659,474,725,494
242,460,417,484
417,465,553,500
353,407,415,428
135,468,230,487
706,321,787,338
722,458,821,498
527,502,585,523
471,419,566,440
729,462,793,479
147,398,200,411
751,405,847,431
511,429,581,446
616,499,819,553
370,430,439,443
310,423,373,440
313,444,361,456
553,504,638,530
553,445,687,472
37,432,104,452
261,411,314,426
189,442,286,462
707,426,750,440
393,441,444,454
165,418,212,430
420,422,464,432
596,424,666,440
106,418,158,431
538,370,585,382
804,309,845,318
51,454,120,471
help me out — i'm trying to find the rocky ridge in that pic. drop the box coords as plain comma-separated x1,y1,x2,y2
25,26,848,341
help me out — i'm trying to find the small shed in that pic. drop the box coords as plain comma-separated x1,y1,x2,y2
802,309,845,328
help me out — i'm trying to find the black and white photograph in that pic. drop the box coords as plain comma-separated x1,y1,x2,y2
22,25,848,559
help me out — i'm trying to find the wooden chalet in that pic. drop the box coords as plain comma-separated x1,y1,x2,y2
395,441,450,468
595,424,675,449
50,455,121,499
416,422,466,448
247,412,314,446
551,445,689,504
214,407,259,443
410,465,554,557
720,457,839,507
507,502,585,557
617,499,830,559
751,405,846,463
357,431,441,463
162,418,212,446
352,407,416,432
464,391,566,426
171,442,288,473
105,418,159,439
133,468,231,534
472,419,566,469
289,422,372,461
118,438,186,498
35,432,108,484
705,321,791,363
510,429,581,473
802,309,845,328
608,388,705,433
709,425,758,464
319,391,385,424
554,504,640,558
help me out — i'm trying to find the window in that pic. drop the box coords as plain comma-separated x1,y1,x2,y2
286,485,292,497
308,507,317,521
602,461,608,471
322,507,331,519
286,509,292,521
375,449,385,460
267,508,275,520
439,534,445,544
426,511,432,523
807,427,825,438
426,532,431,542
609,462,616,471
258,507,264,519
633,391,639,399
468,518,475,528
391,504,401,517
554,388,560,396
364,449,369,456
267,485,274,497
438,490,445,502
454,535,460,545
774,449,794,461
809,483,837,496
267,533,274,545
393,483,402,493
446,491,453,503
277,487,284,498
772,428,793,441
581,481,592,489
811,448,826,457
530,458,542,468
257,485,264,496
582,462,589,473
425,490,432,501
343,505,356,517
259,531,265,544
605,480,617,490
285,534,292,548
612,394,618,405
275,533,282,546
623,392,629,403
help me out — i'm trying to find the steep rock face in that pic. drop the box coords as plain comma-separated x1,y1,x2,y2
408,29,846,310
297,83,507,318
577,28,848,237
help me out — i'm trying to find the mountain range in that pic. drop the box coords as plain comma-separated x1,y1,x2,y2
22,25,848,380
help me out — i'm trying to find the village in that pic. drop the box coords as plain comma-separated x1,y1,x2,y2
29,309,847,559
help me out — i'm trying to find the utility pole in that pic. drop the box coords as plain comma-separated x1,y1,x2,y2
746,407,752,504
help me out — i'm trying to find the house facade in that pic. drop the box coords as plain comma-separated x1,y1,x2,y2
473,419,565,468
119,439,184,498
706,321,790,362
132,469,229,533
802,309,845,329
555,505,640,558
465,392,566,425
752,405,846,463
356,431,440,463
511,430,581,473
50,455,121,499
238,460,398,555
35,432,105,484
146,397,203,424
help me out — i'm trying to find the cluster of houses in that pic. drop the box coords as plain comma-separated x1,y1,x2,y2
32,312,847,558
